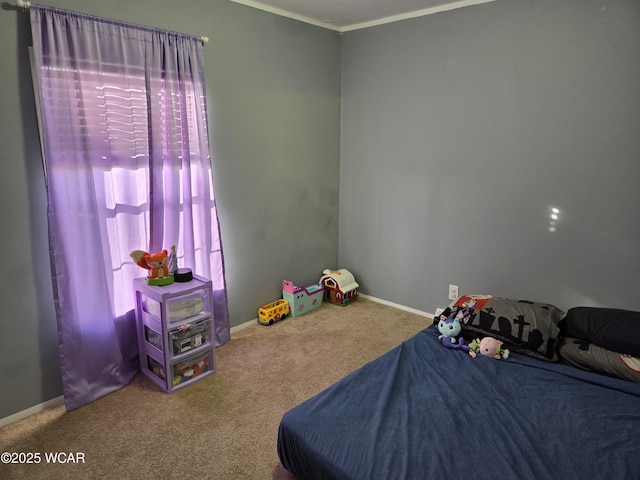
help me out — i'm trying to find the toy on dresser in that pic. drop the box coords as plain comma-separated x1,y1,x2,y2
130,248,175,286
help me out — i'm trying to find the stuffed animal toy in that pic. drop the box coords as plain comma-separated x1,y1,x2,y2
437,315,469,352
469,336,510,359
130,249,174,286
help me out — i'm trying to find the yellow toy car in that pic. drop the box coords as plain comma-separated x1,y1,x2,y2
258,299,290,326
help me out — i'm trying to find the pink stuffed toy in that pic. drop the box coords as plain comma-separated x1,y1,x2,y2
469,337,510,359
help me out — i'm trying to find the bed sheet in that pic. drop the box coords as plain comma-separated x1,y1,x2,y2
278,326,640,480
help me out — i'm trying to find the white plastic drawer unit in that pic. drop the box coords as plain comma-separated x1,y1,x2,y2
145,348,213,387
144,319,210,355
133,274,216,393
141,288,210,324
170,319,209,355
171,350,213,387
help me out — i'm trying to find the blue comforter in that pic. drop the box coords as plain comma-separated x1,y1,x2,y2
278,326,640,480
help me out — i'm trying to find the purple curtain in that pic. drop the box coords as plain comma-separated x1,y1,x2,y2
29,5,230,411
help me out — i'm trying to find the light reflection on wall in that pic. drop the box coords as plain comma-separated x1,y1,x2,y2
548,207,560,233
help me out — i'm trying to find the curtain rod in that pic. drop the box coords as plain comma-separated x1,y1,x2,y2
15,0,209,43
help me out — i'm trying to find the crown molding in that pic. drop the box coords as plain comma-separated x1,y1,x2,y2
341,0,497,32
229,0,343,31
229,0,496,33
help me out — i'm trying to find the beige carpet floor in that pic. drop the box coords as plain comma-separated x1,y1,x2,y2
0,298,431,480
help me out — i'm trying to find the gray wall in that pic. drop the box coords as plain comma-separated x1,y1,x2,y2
0,0,340,419
3,0,639,421
340,0,640,313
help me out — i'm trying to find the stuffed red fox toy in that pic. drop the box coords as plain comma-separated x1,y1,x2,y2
130,249,170,279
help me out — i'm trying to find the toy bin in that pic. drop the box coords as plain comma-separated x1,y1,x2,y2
144,325,163,351
172,350,212,387
170,319,209,355
147,356,165,380
282,280,324,317
134,275,215,393
142,290,208,323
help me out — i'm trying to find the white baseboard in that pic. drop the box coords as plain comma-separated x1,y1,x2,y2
230,318,258,334
229,295,435,334
1,301,427,427
359,293,435,320
0,395,65,428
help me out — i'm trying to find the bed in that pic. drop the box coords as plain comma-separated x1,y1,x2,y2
277,296,640,480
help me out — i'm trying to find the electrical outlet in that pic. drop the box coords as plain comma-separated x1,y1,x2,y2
448,284,459,300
